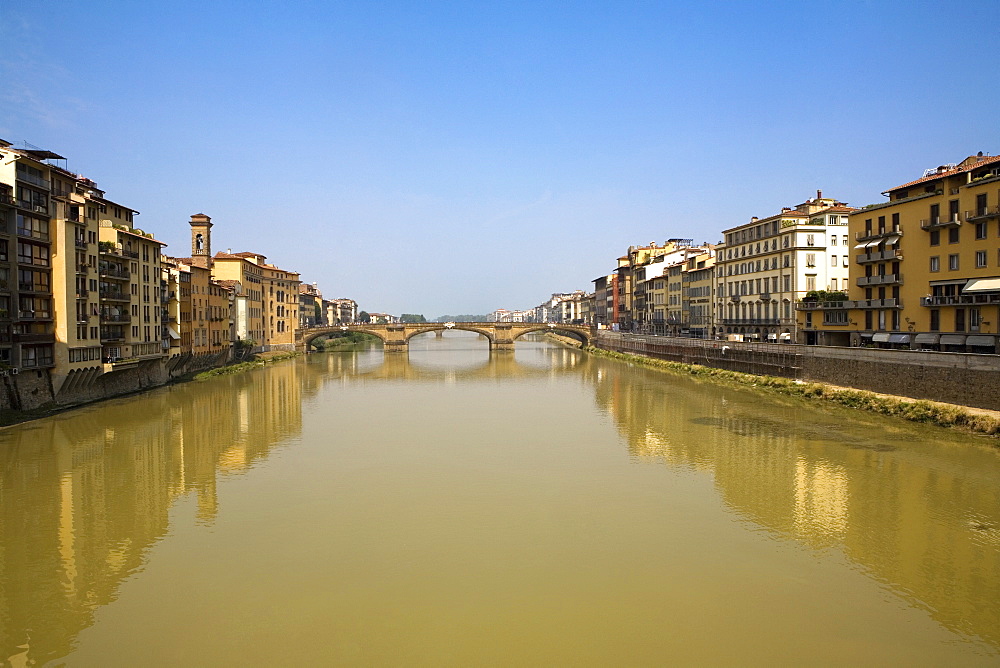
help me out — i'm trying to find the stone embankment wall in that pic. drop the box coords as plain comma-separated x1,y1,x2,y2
0,350,234,415
594,332,1000,411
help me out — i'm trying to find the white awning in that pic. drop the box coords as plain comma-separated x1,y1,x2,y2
967,335,996,347
167,326,181,340
853,242,868,249
963,277,1000,293
884,235,901,246
914,333,940,344
940,334,967,346
872,332,890,342
866,239,881,248
888,334,910,344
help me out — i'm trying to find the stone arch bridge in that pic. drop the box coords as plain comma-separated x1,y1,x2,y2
297,322,594,353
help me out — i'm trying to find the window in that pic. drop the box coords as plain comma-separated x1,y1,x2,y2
976,222,987,239
930,230,940,246
930,309,940,331
830,235,837,246
806,234,815,246
947,225,960,244
976,250,987,268
805,253,816,267
955,308,965,332
831,255,838,267
949,254,959,270
930,256,940,272
831,278,838,290
843,256,849,267
806,275,816,291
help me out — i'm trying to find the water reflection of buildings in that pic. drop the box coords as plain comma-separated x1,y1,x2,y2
589,361,1000,649
0,361,310,666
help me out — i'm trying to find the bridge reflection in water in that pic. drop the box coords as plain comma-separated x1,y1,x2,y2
0,331,998,664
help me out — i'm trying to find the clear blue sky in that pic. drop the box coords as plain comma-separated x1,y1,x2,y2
2,1,998,317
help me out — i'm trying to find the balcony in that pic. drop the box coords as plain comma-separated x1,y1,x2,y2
16,171,50,190
855,227,903,242
76,289,89,299
16,227,50,242
13,332,55,344
796,298,902,310
19,283,51,294
76,264,90,275
965,206,1000,221
18,310,53,320
75,238,88,249
16,200,48,215
857,273,903,286
99,289,130,302
847,298,901,309
921,294,1000,307
920,215,961,230
856,249,902,264
0,192,15,206
100,313,131,323
99,242,140,259
98,265,131,280
720,318,781,326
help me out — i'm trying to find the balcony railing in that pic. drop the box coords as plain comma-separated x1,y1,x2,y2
75,238,88,249
920,215,961,230
720,318,781,325
857,273,903,286
100,313,131,323
921,294,1000,307
99,289,130,301
77,264,90,275
18,310,53,320
856,249,902,264
965,206,1000,221
98,265,131,280
855,227,903,241
13,332,55,344
797,298,901,310
17,171,50,189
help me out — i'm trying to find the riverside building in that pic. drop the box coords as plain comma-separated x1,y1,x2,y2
715,192,854,342
799,153,1000,353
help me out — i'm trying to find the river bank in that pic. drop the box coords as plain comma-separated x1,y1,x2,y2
585,345,1000,439
0,351,302,427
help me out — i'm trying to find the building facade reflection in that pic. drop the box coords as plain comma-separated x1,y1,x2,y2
588,360,1000,649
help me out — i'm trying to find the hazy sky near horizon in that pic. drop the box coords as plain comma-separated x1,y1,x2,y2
2,1,998,317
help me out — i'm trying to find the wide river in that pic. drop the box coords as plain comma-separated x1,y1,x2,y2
1,332,999,666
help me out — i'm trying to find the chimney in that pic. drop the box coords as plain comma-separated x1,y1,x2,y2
750,216,758,223
817,189,823,199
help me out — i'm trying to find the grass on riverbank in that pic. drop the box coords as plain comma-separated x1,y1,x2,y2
192,351,301,380
585,346,1000,438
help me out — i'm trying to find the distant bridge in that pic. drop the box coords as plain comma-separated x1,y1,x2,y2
297,322,594,353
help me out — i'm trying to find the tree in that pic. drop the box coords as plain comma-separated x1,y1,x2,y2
358,311,371,323
400,313,427,323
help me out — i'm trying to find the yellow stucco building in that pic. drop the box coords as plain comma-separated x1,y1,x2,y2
799,153,1000,353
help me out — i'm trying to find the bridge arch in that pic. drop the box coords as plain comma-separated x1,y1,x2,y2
301,326,389,349
510,324,592,347
403,324,496,343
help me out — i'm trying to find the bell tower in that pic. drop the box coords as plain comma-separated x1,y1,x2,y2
189,213,213,269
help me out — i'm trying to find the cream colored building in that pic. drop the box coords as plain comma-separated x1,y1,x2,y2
716,192,854,341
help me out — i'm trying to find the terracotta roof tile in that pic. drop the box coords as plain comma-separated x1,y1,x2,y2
885,154,1000,193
